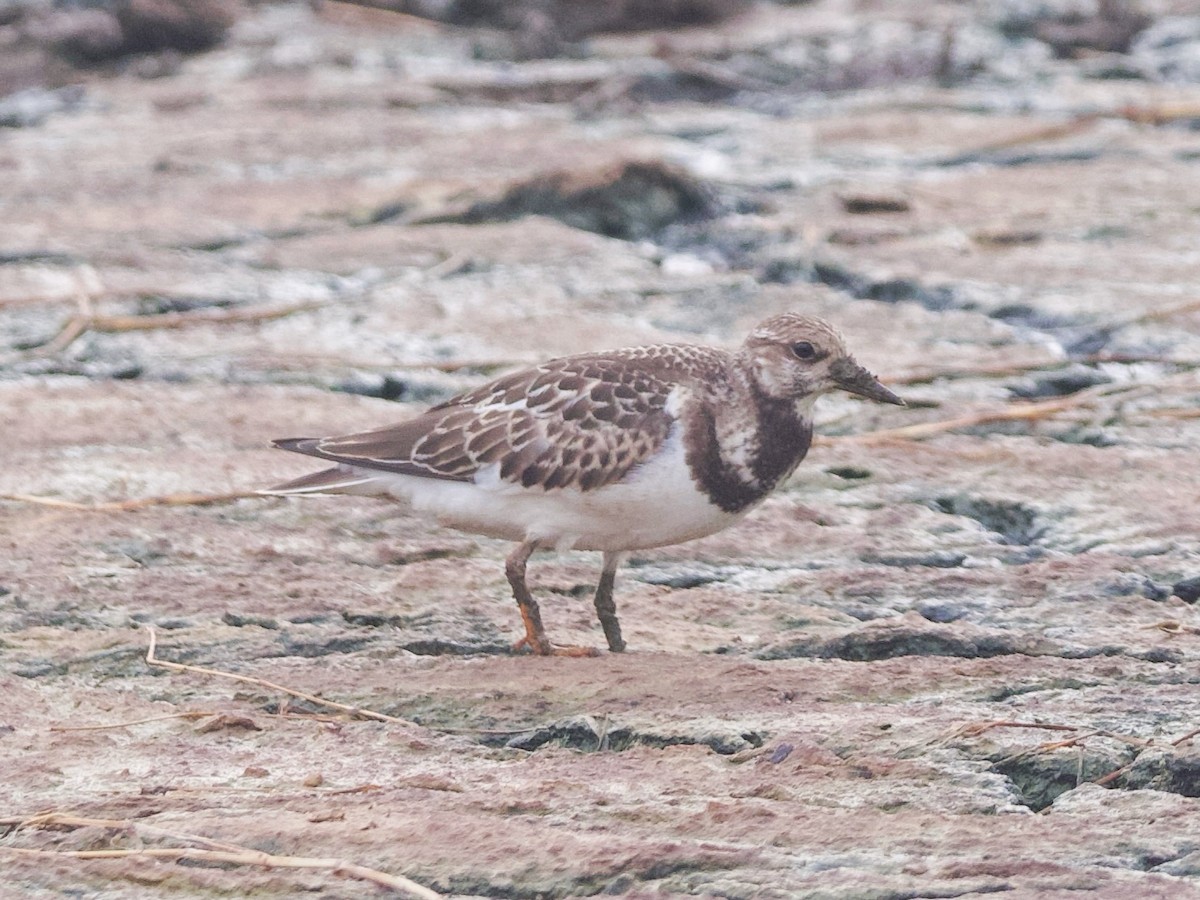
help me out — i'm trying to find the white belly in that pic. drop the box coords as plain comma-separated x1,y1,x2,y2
359,428,748,552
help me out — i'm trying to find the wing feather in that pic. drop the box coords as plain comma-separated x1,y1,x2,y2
272,352,693,491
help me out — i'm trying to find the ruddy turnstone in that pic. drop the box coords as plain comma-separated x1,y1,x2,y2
265,314,903,655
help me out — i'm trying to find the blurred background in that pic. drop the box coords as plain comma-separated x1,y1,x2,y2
3,2,1200,896
3,0,1200,404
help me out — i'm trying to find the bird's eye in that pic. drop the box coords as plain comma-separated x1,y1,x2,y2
791,341,816,360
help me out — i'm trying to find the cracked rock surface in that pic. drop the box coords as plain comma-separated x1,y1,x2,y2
2,1,1200,896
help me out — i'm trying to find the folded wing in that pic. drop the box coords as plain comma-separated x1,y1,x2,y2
267,355,680,494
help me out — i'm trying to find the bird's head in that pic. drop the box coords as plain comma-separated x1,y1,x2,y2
739,313,905,409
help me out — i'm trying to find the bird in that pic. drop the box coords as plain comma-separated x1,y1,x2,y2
263,313,904,655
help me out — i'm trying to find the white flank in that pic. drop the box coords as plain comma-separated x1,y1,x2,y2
345,423,745,552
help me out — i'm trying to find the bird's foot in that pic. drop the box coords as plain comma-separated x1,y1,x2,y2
511,636,601,657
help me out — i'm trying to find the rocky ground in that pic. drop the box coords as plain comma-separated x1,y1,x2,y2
2,0,1200,897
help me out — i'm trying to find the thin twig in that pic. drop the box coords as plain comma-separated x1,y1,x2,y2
424,251,473,279
839,383,1142,445
0,846,441,896
1132,297,1200,324
1145,620,1200,636
1118,101,1200,126
42,290,96,353
660,53,780,92
1092,763,1133,787
889,357,1067,386
964,114,1100,154
1091,726,1200,786
0,493,102,510
0,490,260,511
1143,408,1200,420
50,711,218,732
0,812,441,898
837,396,1089,445
1172,728,1200,747
2,813,249,853
327,784,383,796
994,731,1103,766
39,300,326,353
143,627,417,728
229,350,526,373
954,720,1082,739
889,351,1199,387
87,302,328,333
0,292,86,309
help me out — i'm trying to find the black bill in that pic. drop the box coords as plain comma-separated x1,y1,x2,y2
830,357,906,406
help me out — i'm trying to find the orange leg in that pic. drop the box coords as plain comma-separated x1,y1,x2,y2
505,542,599,657
506,541,551,654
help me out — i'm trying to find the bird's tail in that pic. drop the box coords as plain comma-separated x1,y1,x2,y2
259,465,378,496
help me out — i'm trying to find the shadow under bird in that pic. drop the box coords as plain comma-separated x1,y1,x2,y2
264,313,904,655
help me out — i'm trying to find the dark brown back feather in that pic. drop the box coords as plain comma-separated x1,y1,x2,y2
274,347,726,491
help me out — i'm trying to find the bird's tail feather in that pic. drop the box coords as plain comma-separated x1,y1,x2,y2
259,466,378,496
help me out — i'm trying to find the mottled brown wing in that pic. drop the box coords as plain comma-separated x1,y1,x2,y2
274,355,679,491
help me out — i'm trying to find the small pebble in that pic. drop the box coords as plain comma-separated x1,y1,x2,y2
1101,575,1171,602
860,550,966,569
222,611,280,629
1173,576,1200,604
840,192,910,214
14,660,66,679
915,601,969,624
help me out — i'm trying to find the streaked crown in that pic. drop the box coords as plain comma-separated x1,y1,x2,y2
739,313,903,407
